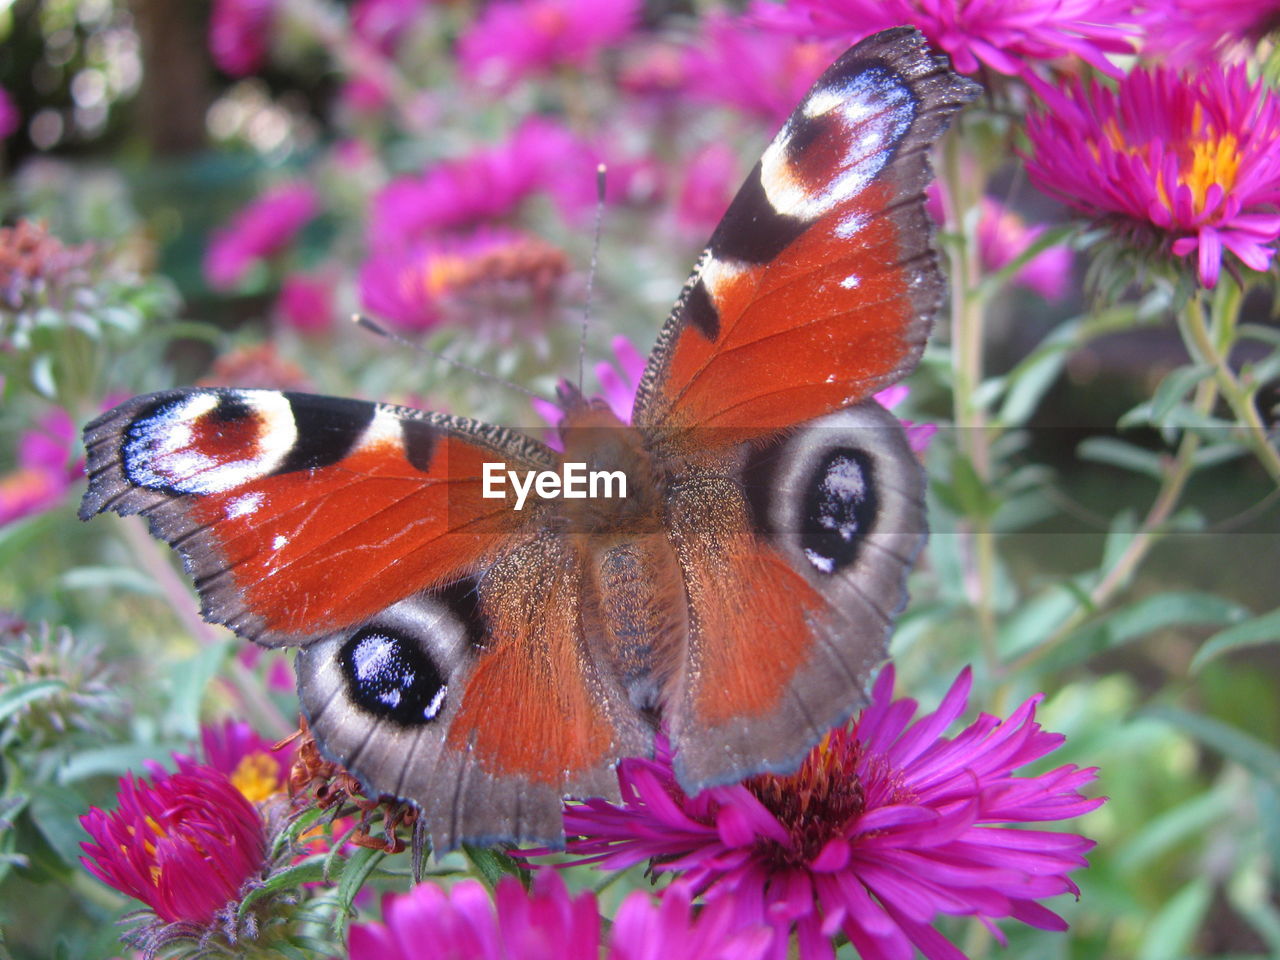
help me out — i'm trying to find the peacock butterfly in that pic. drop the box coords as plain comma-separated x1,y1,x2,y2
80,28,977,851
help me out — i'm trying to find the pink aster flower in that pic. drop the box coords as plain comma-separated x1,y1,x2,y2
349,871,770,960
0,87,20,140
676,143,741,237
1024,63,1280,288
977,197,1073,302
1145,0,1280,67
756,0,1142,80
201,719,296,804
533,335,646,441
875,385,937,454
0,408,82,526
209,0,278,76
684,14,842,125
458,0,640,92
552,666,1103,960
204,183,320,291
360,229,568,331
277,272,336,335
80,757,268,926
352,0,432,54
369,122,559,248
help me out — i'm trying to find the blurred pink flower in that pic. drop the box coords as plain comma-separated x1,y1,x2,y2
200,720,296,805
204,183,320,291
80,758,267,926
757,0,1142,80
348,871,771,960
341,72,394,115
927,186,1072,301
978,197,1072,302
352,0,432,54
277,272,336,334
0,87,20,140
1025,63,1280,288
237,643,297,693
360,229,568,331
0,408,81,526
533,335,646,438
209,0,278,76
676,143,741,237
550,666,1103,959
1144,0,1280,67
685,14,841,125
875,384,937,454
369,119,621,246
458,0,640,92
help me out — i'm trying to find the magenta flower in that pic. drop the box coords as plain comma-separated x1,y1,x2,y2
277,272,336,335
203,183,320,290
551,666,1103,960
201,719,296,804
1145,0,1280,67
757,0,1142,80
209,0,277,76
874,385,937,454
80,758,267,926
977,197,1072,302
360,229,567,331
0,87,20,140
369,123,557,248
349,871,771,960
676,144,741,237
458,0,640,92
1024,64,1280,288
352,0,432,54
684,14,841,125
0,408,82,526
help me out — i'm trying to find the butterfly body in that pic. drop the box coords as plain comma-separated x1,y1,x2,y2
81,28,978,851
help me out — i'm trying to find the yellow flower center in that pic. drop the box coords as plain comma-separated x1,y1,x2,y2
230,752,282,804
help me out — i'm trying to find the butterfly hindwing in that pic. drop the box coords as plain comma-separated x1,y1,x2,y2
663,400,926,789
633,27,977,448
296,532,653,851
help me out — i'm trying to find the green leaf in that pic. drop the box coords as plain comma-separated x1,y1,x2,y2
462,845,526,891
164,642,232,740
1044,592,1249,671
946,452,999,520
332,847,386,936
0,679,68,725
238,859,331,917
1136,876,1212,960
27,785,91,868
57,743,181,784
1149,363,1212,422
1191,607,1280,672
1077,437,1163,479
1115,788,1231,872
59,565,165,596
1146,705,1280,785
30,354,57,399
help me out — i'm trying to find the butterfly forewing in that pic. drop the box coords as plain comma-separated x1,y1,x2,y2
633,27,978,449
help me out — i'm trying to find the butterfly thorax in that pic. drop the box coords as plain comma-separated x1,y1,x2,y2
555,401,664,537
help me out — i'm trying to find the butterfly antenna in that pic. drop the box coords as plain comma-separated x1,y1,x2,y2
352,314,545,403
578,163,608,394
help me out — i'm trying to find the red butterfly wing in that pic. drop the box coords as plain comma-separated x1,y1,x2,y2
80,388,552,646
633,27,977,448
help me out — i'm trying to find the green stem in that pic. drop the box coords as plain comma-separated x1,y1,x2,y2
1004,375,1216,677
1180,289,1280,486
943,130,999,668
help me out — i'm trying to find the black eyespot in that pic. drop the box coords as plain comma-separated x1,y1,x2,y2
339,628,447,726
801,449,877,575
